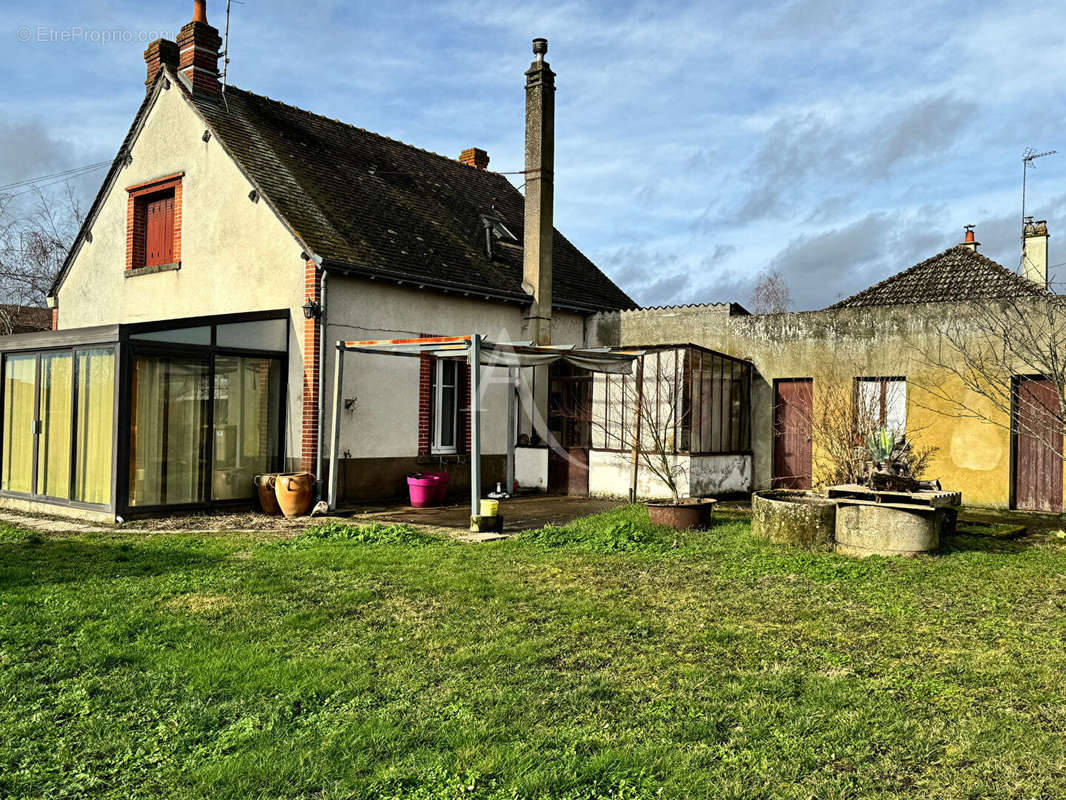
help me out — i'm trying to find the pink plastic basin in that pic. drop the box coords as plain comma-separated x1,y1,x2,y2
407,475,440,508
422,471,450,504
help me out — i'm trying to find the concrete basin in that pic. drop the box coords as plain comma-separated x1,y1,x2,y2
751,490,836,550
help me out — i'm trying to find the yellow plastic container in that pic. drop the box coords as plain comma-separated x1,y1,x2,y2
479,499,499,517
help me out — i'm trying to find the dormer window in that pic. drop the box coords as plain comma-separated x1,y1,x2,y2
126,173,183,272
479,211,519,259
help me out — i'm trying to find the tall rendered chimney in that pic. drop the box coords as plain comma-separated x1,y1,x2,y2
523,38,555,346
1023,217,1049,288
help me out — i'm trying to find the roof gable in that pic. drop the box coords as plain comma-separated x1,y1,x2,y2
187,86,634,312
828,245,1050,309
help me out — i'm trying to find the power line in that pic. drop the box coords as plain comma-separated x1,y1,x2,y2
0,160,112,195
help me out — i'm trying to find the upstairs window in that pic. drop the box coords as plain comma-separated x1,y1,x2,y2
126,173,183,271
142,190,175,266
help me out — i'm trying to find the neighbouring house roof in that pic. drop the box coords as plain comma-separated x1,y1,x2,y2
191,84,634,313
829,245,1050,310
1,305,51,334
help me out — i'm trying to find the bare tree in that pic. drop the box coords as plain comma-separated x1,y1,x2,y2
750,269,792,314
0,183,83,334
907,293,1066,460
775,366,936,491
803,375,936,488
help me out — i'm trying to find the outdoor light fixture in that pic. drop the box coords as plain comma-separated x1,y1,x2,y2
302,300,322,320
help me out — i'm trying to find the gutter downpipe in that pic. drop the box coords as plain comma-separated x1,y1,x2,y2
316,267,328,500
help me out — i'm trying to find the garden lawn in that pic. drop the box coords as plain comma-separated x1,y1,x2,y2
1,508,1065,799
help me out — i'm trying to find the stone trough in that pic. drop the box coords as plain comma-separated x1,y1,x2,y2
752,484,962,557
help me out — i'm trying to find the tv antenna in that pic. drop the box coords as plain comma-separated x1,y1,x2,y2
220,0,244,96
1021,147,1056,243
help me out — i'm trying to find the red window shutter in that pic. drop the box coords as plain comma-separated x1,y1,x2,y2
144,193,175,267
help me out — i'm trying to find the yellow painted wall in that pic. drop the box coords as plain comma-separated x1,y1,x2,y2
589,303,1040,509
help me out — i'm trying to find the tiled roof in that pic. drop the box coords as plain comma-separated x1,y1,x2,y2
829,245,1050,309
189,85,634,312
1,305,51,334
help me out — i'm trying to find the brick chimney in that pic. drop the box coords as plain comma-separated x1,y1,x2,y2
1023,217,1049,288
459,148,490,169
522,38,555,346
177,0,222,96
144,38,179,91
960,225,979,252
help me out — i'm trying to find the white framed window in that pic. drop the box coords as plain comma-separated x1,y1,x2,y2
856,377,906,436
432,359,460,454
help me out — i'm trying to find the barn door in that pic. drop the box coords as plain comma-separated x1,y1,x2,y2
773,378,813,489
1013,377,1063,512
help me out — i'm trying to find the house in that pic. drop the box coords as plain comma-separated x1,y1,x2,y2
0,1,640,521
589,226,1063,511
0,306,51,335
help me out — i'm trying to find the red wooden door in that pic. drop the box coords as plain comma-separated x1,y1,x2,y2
1013,378,1063,512
773,379,813,489
145,194,174,267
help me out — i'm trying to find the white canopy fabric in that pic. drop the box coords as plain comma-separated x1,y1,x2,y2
340,336,640,374
327,335,642,517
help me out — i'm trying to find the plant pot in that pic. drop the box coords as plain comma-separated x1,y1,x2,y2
254,473,279,514
274,472,315,518
646,498,717,530
422,471,450,504
407,474,441,508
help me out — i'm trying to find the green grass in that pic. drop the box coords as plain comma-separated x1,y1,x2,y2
1,508,1065,799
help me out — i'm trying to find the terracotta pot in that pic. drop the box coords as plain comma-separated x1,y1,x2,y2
254,474,279,515
274,472,315,518
646,498,717,530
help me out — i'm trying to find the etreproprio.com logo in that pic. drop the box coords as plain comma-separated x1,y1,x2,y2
17,26,177,44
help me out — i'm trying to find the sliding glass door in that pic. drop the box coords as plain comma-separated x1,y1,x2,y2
129,356,210,507
73,349,115,505
212,356,281,501
37,352,73,499
128,352,283,507
2,355,36,494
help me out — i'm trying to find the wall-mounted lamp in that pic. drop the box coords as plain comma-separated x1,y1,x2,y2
248,189,259,203
202,130,212,143
302,300,322,320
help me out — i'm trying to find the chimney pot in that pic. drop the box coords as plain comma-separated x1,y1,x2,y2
960,225,979,251
177,0,223,96
458,148,490,170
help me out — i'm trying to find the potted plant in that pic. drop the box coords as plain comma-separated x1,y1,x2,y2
631,353,716,529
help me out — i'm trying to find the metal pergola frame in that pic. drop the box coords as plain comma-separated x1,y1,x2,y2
327,335,639,524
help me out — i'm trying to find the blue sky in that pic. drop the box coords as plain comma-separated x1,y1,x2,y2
4,0,1066,309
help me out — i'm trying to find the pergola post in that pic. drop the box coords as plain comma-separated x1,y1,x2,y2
327,341,345,511
506,366,517,495
469,334,482,523
629,355,644,503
